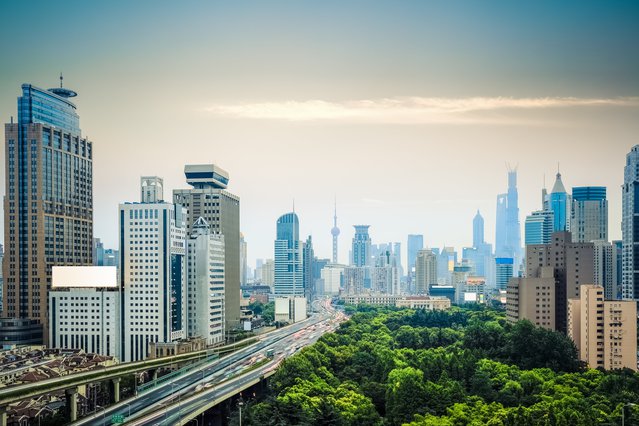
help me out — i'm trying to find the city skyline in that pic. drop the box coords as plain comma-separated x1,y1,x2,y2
1,1,638,269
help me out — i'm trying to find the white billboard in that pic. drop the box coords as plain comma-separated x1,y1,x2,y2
52,266,118,288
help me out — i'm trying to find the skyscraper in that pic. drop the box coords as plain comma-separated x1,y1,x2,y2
622,145,639,300
473,210,484,248
407,234,424,275
173,164,240,329
495,168,522,273
3,81,94,343
525,210,554,245
303,235,315,301
331,201,340,264
415,249,437,294
571,186,607,243
526,231,594,334
352,225,371,267
495,258,514,291
274,213,303,296
120,179,187,361
549,172,571,232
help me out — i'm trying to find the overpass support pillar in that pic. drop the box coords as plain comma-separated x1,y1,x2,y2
150,368,158,382
0,405,7,426
112,377,121,403
66,387,79,422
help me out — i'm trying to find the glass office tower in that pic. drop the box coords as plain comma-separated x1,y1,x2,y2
3,82,93,344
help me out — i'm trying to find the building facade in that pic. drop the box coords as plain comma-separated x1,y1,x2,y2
525,231,594,334
495,258,514,291
120,183,187,362
352,225,371,267
186,218,225,347
49,266,119,357
525,210,554,245
415,249,437,294
173,164,240,329
495,169,522,272
3,83,94,343
506,266,555,330
549,172,571,232
273,213,303,297
572,186,607,243
622,145,639,300
568,285,637,371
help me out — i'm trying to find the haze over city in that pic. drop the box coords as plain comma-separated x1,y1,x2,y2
1,0,638,269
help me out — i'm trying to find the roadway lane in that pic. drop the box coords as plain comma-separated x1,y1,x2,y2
74,300,338,426
130,309,343,426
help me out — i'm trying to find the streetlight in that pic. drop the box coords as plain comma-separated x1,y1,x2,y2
238,399,244,426
623,403,637,426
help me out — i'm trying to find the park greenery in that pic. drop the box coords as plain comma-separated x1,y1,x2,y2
237,305,639,425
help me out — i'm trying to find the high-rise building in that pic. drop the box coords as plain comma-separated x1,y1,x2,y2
49,266,120,357
437,247,457,285
572,186,607,243
495,168,522,273
331,201,340,264
303,235,315,301
495,258,514,291
549,172,571,232
186,217,225,346
622,145,639,300
371,250,400,295
120,179,187,361
415,249,437,294
592,240,621,301
473,210,484,248
173,164,240,329
525,210,554,245
525,231,594,334
568,285,637,371
240,233,248,285
613,240,623,300
506,266,555,329
3,81,94,343
274,213,303,296
352,225,371,267
261,259,274,288
343,266,366,295
407,234,424,276
320,264,344,296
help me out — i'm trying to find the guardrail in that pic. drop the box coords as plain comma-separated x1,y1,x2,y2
136,354,218,394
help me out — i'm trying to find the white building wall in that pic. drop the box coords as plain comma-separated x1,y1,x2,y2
120,202,186,362
187,223,225,346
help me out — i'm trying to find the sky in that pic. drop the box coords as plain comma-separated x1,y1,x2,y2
1,1,638,272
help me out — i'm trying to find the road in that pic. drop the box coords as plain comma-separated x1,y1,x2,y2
129,306,344,426
74,299,344,426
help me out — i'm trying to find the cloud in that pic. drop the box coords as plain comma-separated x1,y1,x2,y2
205,96,639,124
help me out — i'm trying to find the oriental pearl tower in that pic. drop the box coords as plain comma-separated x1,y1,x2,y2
331,199,340,263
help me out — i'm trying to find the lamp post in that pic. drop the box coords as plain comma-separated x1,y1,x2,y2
623,403,637,426
238,398,245,426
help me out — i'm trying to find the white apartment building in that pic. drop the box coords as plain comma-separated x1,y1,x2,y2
49,266,120,358
187,217,225,346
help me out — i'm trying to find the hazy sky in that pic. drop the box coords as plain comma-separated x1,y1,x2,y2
1,1,638,271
